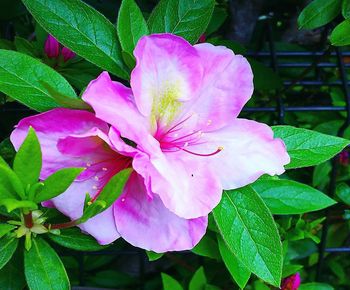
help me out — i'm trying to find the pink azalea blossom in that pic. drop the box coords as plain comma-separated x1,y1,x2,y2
11,33,290,252
281,273,301,290
44,34,76,62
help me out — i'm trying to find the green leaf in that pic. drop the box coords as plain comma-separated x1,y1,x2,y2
0,259,26,290
272,125,350,169
14,37,40,57
48,227,107,251
161,273,183,290
298,0,341,29
0,224,16,238
146,251,164,261
343,0,350,18
22,0,129,79
252,179,336,214
336,182,350,205
13,127,42,187
80,168,131,223
213,187,282,287
148,0,215,44
299,283,334,290
192,235,220,260
217,236,250,289
330,20,350,46
0,50,78,111
24,237,69,290
282,264,303,278
0,165,25,199
0,236,18,270
189,266,207,290
0,199,38,213
34,167,84,203
117,0,149,57
0,39,15,50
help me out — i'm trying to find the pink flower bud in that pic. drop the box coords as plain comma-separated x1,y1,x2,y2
61,47,76,62
198,34,206,43
44,35,60,58
281,273,301,290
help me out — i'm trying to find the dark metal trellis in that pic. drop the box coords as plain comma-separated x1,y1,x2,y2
1,14,350,289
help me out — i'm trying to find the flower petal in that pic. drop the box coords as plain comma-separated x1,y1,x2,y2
193,118,290,189
44,35,60,58
51,177,120,245
10,108,109,179
82,71,150,142
133,150,222,219
114,172,207,252
131,34,203,124
190,43,254,130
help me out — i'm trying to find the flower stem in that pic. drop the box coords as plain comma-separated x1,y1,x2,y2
47,219,79,230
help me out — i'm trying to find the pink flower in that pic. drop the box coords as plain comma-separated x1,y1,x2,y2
198,34,206,43
44,35,76,62
281,273,301,290
340,150,349,165
11,34,290,252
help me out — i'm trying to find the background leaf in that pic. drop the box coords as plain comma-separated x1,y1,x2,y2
117,0,149,57
273,126,350,169
161,273,183,290
298,0,341,29
330,20,350,46
148,0,215,44
22,0,129,79
0,49,78,111
24,238,69,290
252,178,336,214
189,266,207,290
213,187,282,287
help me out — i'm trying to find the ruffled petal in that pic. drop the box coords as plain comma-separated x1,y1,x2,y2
133,150,222,219
82,71,150,142
131,34,203,125
190,43,254,131
10,108,109,179
191,119,290,189
114,172,207,252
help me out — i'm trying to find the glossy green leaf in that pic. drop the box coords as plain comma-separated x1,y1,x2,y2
298,0,341,29
192,235,220,260
336,182,350,205
0,49,78,111
342,0,350,18
217,236,250,289
299,283,334,290
146,251,164,261
117,0,149,57
273,125,350,169
24,238,69,290
330,20,350,46
34,167,84,203
161,273,183,290
0,224,16,238
0,199,38,212
213,187,282,287
148,0,215,44
22,0,129,79
189,266,207,290
252,179,336,214
80,168,131,223
0,165,24,199
48,227,106,251
0,236,18,270
13,127,42,187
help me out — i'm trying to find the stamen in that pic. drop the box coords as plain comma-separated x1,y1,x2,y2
176,146,223,157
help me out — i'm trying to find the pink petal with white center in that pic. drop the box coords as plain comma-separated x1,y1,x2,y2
10,108,109,179
131,34,203,125
191,118,290,189
132,150,222,219
114,172,208,252
82,71,151,143
189,43,254,131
